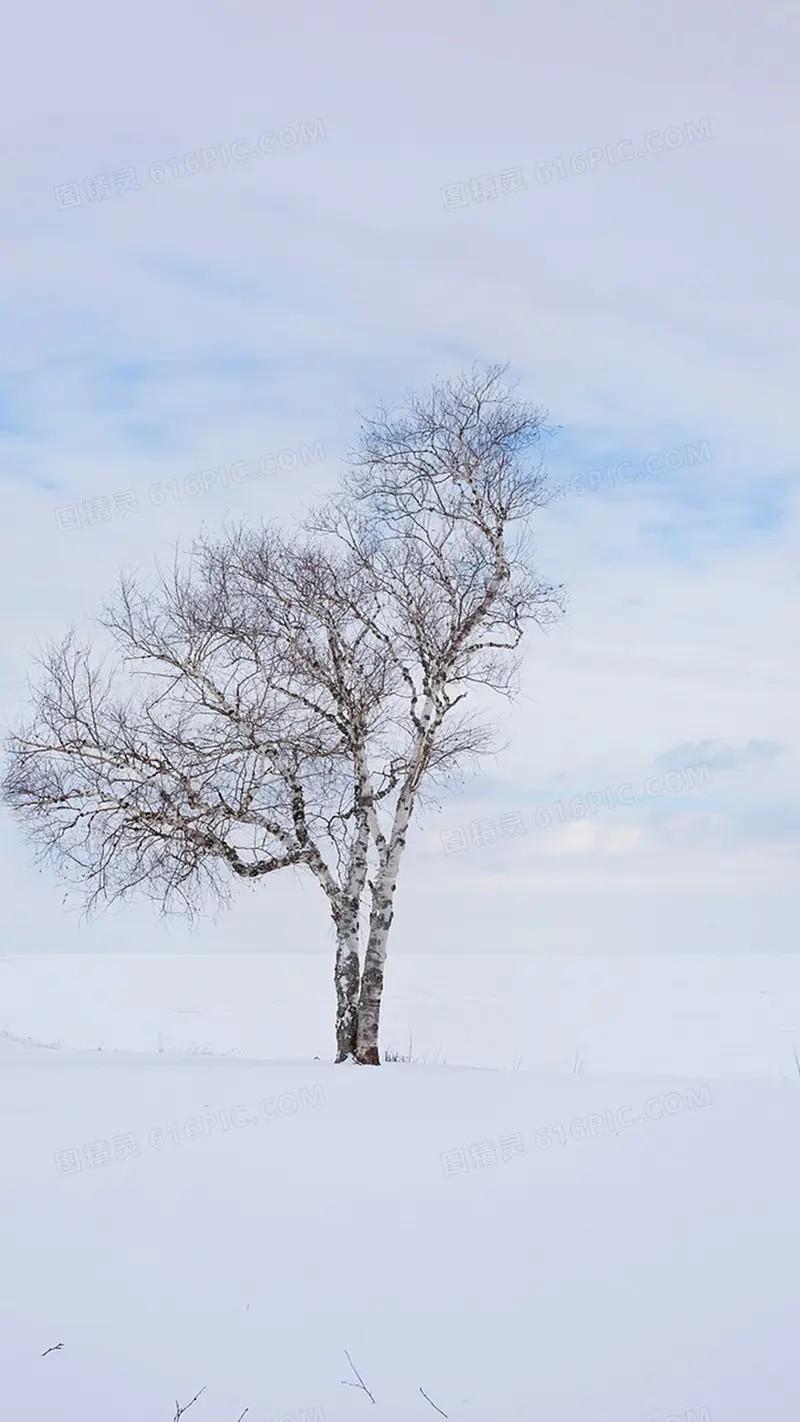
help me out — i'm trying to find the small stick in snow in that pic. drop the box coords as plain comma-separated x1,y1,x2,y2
233,1411,249,1422
40,1343,63,1358
341,1349,376,1403
419,1385,448,1417
173,1385,206,1420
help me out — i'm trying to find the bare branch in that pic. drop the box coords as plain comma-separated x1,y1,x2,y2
174,1384,206,1421
419,1385,449,1417
341,1349,376,1403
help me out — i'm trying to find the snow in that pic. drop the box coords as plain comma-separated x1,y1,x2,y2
3,954,800,1418
4,951,800,1077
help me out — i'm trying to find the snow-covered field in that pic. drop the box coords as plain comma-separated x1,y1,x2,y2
5,952,800,1077
3,954,800,1419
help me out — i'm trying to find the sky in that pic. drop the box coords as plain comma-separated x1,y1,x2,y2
1,0,797,956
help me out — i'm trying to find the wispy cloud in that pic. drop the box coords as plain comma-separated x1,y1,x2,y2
655,740,786,775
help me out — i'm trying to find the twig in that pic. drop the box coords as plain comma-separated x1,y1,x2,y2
40,1342,63,1358
233,1411,249,1422
174,1385,206,1420
340,1349,376,1403
419,1385,448,1417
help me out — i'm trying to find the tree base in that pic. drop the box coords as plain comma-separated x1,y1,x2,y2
354,1045,381,1065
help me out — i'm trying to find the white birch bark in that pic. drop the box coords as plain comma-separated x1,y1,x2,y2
354,819,407,1063
355,697,436,1063
331,809,370,1060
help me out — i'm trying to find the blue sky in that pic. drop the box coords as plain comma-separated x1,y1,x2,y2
1,0,798,954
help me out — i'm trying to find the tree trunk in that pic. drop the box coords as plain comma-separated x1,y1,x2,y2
332,812,370,1062
333,912,361,1062
355,780,415,1064
355,875,395,1064
333,929,360,1061
354,940,386,1064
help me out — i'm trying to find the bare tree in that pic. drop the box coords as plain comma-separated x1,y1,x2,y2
310,363,565,1061
3,365,564,1064
3,543,383,1060
178,527,401,1060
